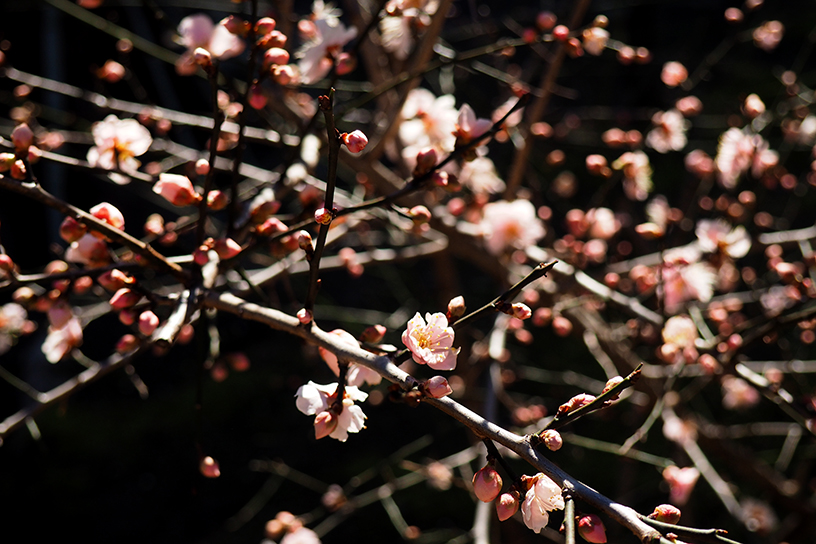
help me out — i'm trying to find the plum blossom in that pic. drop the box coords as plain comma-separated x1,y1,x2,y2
472,465,503,502
480,200,546,255
318,329,382,387
721,375,760,410
399,88,458,167
646,109,688,153
0,302,29,356
154,173,202,206
582,27,609,55
662,465,700,505
586,207,620,240
454,104,493,148
521,473,565,533
295,381,368,442
696,219,751,258
715,128,777,189
612,151,653,201
296,2,357,84
42,316,83,363
379,0,438,60
401,312,459,370
280,527,322,544
65,233,109,266
86,115,152,176
661,315,699,364
458,156,505,194
660,247,717,313
176,14,245,75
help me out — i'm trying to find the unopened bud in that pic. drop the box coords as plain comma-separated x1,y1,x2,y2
577,514,607,543
360,324,386,343
199,456,221,478
743,93,765,119
541,429,563,451
423,376,452,398
110,288,140,309
314,207,333,225
341,130,368,153
297,308,313,325
263,47,290,70
408,205,431,225
0,254,14,273
207,190,229,211
138,310,160,336
314,410,338,439
11,123,34,152
472,465,503,502
297,230,314,252
496,492,520,521
116,334,139,354
413,148,438,176
601,376,624,397
335,52,356,76
510,302,532,320
447,296,466,319
193,47,213,69
648,504,681,524
255,17,276,35
214,238,241,260
194,159,210,176
59,216,87,243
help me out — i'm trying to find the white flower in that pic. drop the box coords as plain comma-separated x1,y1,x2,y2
42,316,83,363
612,150,652,201
295,381,367,442
296,3,357,84
399,88,458,168
401,313,459,371
480,200,545,255
662,315,698,349
458,156,505,194
714,128,776,189
175,14,245,75
379,0,438,59
86,115,152,175
696,219,751,258
0,302,28,356
646,109,688,153
521,473,565,534
281,527,322,544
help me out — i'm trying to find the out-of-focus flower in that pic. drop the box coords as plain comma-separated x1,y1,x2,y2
295,381,368,442
280,526,322,544
577,514,608,543
65,233,109,266
662,466,699,505
696,219,751,258
86,115,152,175
154,173,202,206
743,94,765,118
458,156,505,194
740,497,778,535
42,316,83,363
176,14,245,75
586,207,620,240
379,0,438,60
89,202,125,235
319,329,382,387
521,473,565,533
199,456,221,478
401,312,459,370
660,247,717,313
715,128,777,189
399,88,458,168
582,27,609,55
612,151,652,201
646,109,688,153
480,200,546,255
296,2,357,84
453,104,492,148
660,315,699,364
0,303,29,356
472,465,503,502
753,20,784,51
721,375,760,410
660,61,688,87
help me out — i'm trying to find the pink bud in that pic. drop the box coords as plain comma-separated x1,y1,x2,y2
743,94,765,118
472,465,503,502
110,288,140,309
138,310,160,336
649,504,681,524
97,60,125,83
255,17,276,34
193,246,210,266
261,30,288,49
263,47,290,70
314,208,333,225
47,301,73,329
496,492,519,521
413,148,438,176
577,514,607,543
273,64,296,85
360,324,386,343
510,303,532,320
193,47,212,69
585,154,608,175
248,84,268,109
536,11,557,31
299,19,318,39
541,429,563,451
207,190,229,211
195,159,210,176
314,410,338,439
60,216,88,243
116,334,139,354
335,52,356,75
200,456,221,478
11,159,27,180
90,202,125,232
224,15,250,36
154,174,202,206
214,238,242,260
661,61,688,88
11,123,34,152
431,171,449,187
552,315,573,336
341,130,368,153
119,309,137,326
297,308,313,325
553,25,570,41
98,269,131,291
424,376,452,398
408,205,431,224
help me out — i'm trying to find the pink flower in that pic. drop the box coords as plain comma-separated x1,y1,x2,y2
480,200,546,255
399,88,458,168
423,376,452,398
280,527,321,544
662,466,699,505
296,4,357,84
454,104,492,147
0,303,29,356
721,375,760,410
458,157,506,194
176,14,245,75
87,115,152,175
578,514,607,543
472,465,503,502
295,381,368,442
379,0,437,60
138,310,160,336
541,429,563,451
696,219,751,258
496,492,520,521
714,128,776,189
401,312,459,371
65,233,109,266
341,130,368,153
660,315,699,364
318,329,382,387
521,473,564,533
660,247,717,313
42,316,83,363
110,288,141,309
660,61,688,87
90,202,125,233
11,123,34,152
154,173,202,206
612,151,652,201
586,207,620,240
646,109,688,153
753,20,784,52
199,456,221,478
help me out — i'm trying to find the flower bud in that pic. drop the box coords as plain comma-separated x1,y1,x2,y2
110,288,140,309
472,465,503,502
297,308,313,325
11,123,34,152
90,202,125,232
138,310,160,336
193,47,213,69
98,269,131,291
660,61,688,87
446,296,466,319
601,376,624,396
559,393,596,415
536,11,557,31
553,25,570,41
224,15,250,36
648,504,681,524
743,93,765,119
341,130,368,153
423,376,452,398
552,315,573,336
214,238,241,260
510,302,532,320
360,324,386,343
541,429,563,451
207,190,229,211
263,47,290,70
248,84,268,109
119,308,138,326
408,205,431,225
273,64,296,85
199,456,221,478
577,514,607,543
116,334,139,354
255,17,276,35
194,159,210,176
431,171,449,187
314,207,333,225
154,174,202,206
585,154,608,175
297,230,314,252
60,216,87,243
314,410,338,439
496,492,519,521
335,52,356,76
11,159,27,180
413,148,438,176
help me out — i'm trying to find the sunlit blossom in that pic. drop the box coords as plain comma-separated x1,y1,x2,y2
0,302,28,356
521,473,565,534
715,128,777,189
42,316,83,363
379,0,438,60
721,375,760,410
612,151,653,201
480,199,545,255
86,115,152,176
660,247,717,313
696,219,751,258
176,14,245,75
646,109,688,153
280,526,322,544
296,2,357,84
295,381,367,442
401,312,459,370
399,88,458,168
458,156,505,194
